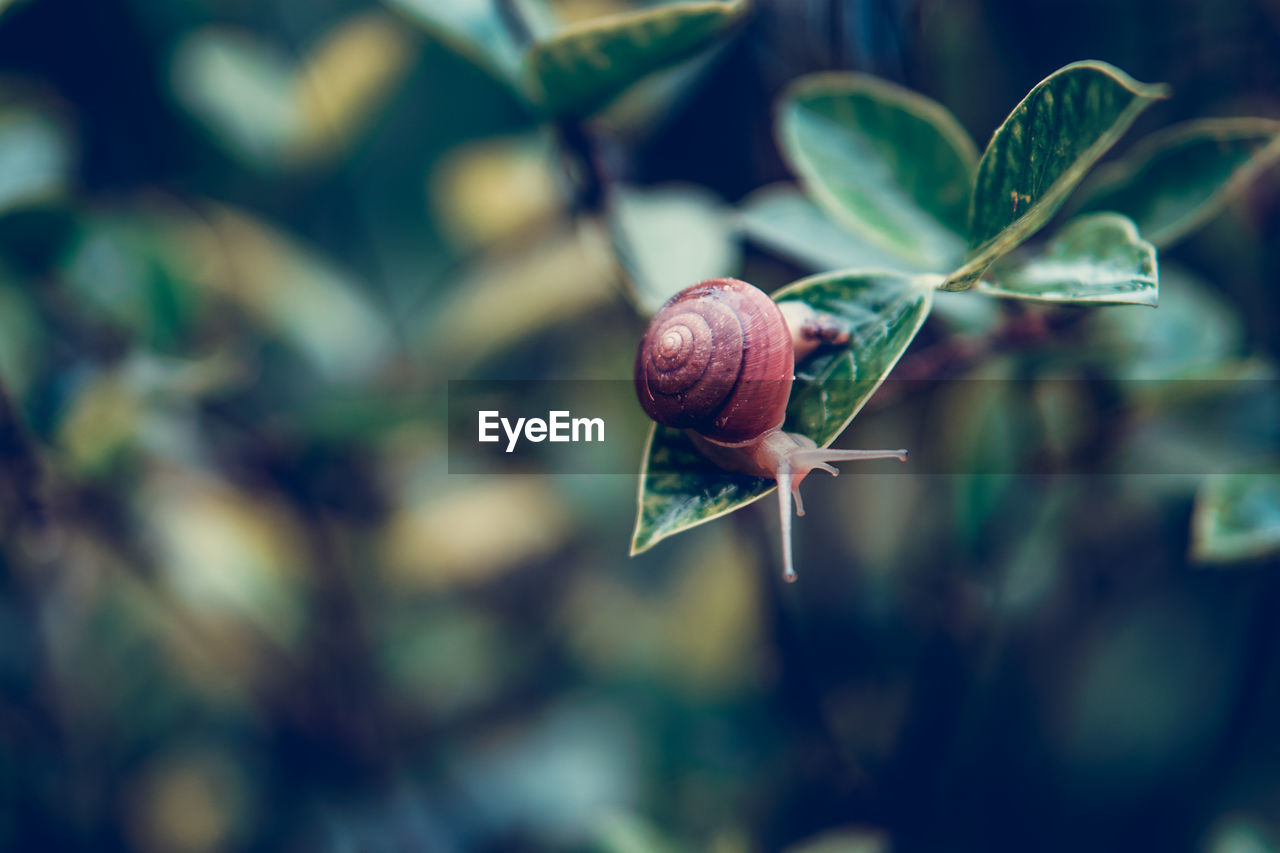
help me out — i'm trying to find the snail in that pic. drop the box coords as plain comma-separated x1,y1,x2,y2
635,278,907,582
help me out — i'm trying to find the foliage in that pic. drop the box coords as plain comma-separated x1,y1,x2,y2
634,57,1278,557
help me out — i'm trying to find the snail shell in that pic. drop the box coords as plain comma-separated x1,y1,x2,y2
633,277,908,583
634,278,794,445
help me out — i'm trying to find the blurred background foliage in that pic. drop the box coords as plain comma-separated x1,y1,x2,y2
1,0,1280,851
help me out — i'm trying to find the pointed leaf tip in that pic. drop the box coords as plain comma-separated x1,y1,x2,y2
980,212,1158,306
943,60,1168,290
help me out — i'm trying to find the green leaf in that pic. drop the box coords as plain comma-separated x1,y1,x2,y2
980,212,1157,305
944,61,1168,290
1193,472,1280,564
0,274,42,399
785,829,888,853
777,72,977,270
1075,117,1280,248
610,183,741,315
171,18,413,170
62,212,207,351
525,0,748,118
171,29,302,170
0,108,71,215
1086,263,1243,381
737,184,934,274
631,270,935,555
384,0,524,83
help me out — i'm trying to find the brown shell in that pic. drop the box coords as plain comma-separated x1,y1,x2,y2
634,278,794,444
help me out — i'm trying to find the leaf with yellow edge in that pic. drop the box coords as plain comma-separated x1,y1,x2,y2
1192,472,1280,565
525,0,748,118
943,61,1167,290
1074,117,1280,248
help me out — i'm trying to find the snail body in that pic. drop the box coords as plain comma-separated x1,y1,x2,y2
635,278,907,582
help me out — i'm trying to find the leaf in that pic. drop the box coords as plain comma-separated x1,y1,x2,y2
524,0,747,118
0,108,71,215
0,276,41,398
784,828,888,853
1074,117,1280,248
171,28,300,169
944,61,1168,290
171,15,413,170
430,133,566,249
980,212,1157,305
139,467,307,649
381,478,573,589
777,72,977,270
180,204,394,382
631,270,935,555
737,184,933,274
290,12,415,164
610,183,741,314
424,220,618,369
383,0,524,84
1086,263,1243,381
1193,473,1280,564
62,211,208,350
0,0,26,21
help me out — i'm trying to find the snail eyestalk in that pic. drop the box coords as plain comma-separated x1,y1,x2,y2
778,300,852,362
767,438,909,583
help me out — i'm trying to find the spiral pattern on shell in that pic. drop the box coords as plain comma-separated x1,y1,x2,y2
634,279,794,445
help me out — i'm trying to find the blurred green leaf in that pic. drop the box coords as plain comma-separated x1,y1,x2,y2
0,274,42,398
566,530,763,694
384,0,524,85
291,12,416,164
171,15,413,170
1086,263,1243,380
453,703,638,840
632,271,934,555
929,287,1001,334
56,353,244,473
525,0,747,118
379,605,509,718
592,813,687,853
778,72,976,270
611,183,740,314
62,211,207,351
1055,593,1239,789
945,61,1168,290
425,220,618,369
784,828,888,853
981,212,1157,305
1075,117,1280,248
381,478,573,589
431,132,567,249
737,184,933,273
1208,818,1280,853
138,467,307,652
591,46,720,139
190,205,395,383
0,108,71,215
171,28,299,170
1193,472,1280,564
